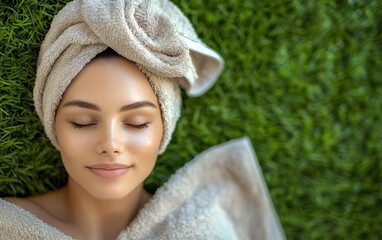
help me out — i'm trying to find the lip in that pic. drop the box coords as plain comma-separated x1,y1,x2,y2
86,163,132,179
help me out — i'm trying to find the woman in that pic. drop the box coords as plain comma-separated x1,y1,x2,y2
0,0,284,239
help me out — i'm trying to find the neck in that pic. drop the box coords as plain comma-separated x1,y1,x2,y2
60,177,149,240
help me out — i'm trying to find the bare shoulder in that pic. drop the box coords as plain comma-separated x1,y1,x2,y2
3,196,39,211
1,196,47,223
2,189,66,221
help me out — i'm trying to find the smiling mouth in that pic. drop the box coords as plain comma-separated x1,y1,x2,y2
86,164,133,178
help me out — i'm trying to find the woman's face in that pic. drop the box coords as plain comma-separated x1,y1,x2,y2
55,57,163,200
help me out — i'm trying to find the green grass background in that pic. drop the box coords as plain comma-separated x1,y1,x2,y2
1,0,381,239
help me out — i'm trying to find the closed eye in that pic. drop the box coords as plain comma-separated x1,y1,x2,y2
71,122,96,129
125,123,149,129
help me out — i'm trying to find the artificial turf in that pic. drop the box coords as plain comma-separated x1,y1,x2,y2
0,0,381,239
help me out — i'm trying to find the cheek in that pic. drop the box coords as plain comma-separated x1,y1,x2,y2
55,122,94,165
128,122,163,155
57,127,93,152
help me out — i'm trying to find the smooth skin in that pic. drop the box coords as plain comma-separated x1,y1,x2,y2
6,56,163,240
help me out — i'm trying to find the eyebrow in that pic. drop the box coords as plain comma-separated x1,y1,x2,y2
63,100,157,112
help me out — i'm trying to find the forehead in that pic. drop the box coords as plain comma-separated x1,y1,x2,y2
61,57,158,104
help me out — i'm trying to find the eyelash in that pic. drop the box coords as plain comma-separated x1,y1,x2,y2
70,122,149,129
70,122,92,129
128,123,149,129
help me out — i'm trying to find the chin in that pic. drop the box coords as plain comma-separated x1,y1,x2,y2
67,175,142,201
87,183,141,201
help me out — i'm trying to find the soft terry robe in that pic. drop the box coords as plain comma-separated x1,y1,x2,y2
0,138,284,240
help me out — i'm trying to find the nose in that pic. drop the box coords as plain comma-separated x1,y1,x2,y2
96,122,125,156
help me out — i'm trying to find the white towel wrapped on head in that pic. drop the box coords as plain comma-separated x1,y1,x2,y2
33,0,224,153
